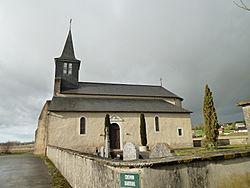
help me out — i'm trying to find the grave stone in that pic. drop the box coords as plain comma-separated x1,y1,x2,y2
100,146,104,157
123,142,139,161
149,143,174,158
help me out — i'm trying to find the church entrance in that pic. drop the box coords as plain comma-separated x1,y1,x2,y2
110,123,120,150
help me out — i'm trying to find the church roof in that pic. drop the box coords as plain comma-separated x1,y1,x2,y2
58,29,77,60
238,101,250,107
48,97,191,113
61,82,183,100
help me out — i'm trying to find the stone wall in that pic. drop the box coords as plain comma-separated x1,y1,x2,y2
47,145,250,188
34,101,50,155
47,112,193,153
242,105,250,144
193,136,248,147
47,146,121,188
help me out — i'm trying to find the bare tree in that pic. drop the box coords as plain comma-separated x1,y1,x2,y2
1,142,12,154
233,0,250,11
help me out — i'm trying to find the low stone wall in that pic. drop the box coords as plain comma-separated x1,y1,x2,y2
47,146,121,187
47,145,250,188
193,136,248,147
228,136,248,145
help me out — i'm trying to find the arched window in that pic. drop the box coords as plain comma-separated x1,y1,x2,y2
155,116,159,132
80,117,86,135
68,63,72,75
63,63,68,74
63,63,73,75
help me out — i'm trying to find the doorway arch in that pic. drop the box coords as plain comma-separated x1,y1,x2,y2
110,123,120,149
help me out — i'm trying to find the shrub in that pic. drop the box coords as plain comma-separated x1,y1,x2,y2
140,113,147,146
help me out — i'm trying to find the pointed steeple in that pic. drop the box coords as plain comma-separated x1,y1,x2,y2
59,20,76,60
54,20,81,91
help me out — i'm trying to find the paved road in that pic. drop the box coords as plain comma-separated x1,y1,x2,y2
0,153,51,188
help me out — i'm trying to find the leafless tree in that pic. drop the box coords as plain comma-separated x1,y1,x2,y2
1,142,12,154
233,0,250,11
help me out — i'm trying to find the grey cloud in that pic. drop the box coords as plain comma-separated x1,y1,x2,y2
0,0,249,142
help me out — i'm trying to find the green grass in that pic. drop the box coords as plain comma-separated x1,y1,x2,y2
174,144,250,156
0,151,33,155
223,129,234,134
193,129,248,137
224,132,248,136
218,144,250,150
193,130,204,137
41,156,71,188
175,147,206,155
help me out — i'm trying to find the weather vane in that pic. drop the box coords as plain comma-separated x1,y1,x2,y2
69,19,72,30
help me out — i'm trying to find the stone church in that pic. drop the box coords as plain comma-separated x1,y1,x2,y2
34,28,193,155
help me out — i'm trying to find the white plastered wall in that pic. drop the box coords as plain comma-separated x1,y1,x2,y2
47,112,193,153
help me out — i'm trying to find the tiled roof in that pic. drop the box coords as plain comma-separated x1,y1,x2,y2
61,82,183,99
48,97,191,113
58,29,77,60
238,101,250,107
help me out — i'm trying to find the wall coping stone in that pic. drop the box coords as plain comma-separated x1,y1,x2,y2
193,135,248,141
47,145,250,168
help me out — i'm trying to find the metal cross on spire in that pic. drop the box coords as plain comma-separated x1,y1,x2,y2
69,19,72,30
59,19,76,59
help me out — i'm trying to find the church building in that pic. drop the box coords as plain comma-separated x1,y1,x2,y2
34,28,193,155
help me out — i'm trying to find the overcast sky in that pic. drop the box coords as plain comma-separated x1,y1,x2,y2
0,0,250,142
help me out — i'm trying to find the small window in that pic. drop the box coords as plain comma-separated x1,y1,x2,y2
155,116,159,132
178,128,183,136
80,117,86,135
68,63,72,75
63,63,67,74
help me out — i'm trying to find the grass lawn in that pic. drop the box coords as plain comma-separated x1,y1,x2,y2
41,156,71,188
194,130,204,137
0,151,33,156
223,129,234,134
174,144,250,156
193,129,248,137
225,132,248,136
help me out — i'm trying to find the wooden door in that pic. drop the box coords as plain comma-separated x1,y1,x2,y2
110,123,120,149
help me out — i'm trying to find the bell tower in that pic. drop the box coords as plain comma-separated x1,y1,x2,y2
54,21,81,91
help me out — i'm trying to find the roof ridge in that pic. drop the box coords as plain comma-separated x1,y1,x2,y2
53,96,165,101
78,81,162,87
62,82,183,100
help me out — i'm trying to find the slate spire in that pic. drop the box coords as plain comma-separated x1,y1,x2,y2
59,20,76,60
54,19,81,90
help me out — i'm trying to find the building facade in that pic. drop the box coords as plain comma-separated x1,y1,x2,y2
238,101,250,144
34,29,193,155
